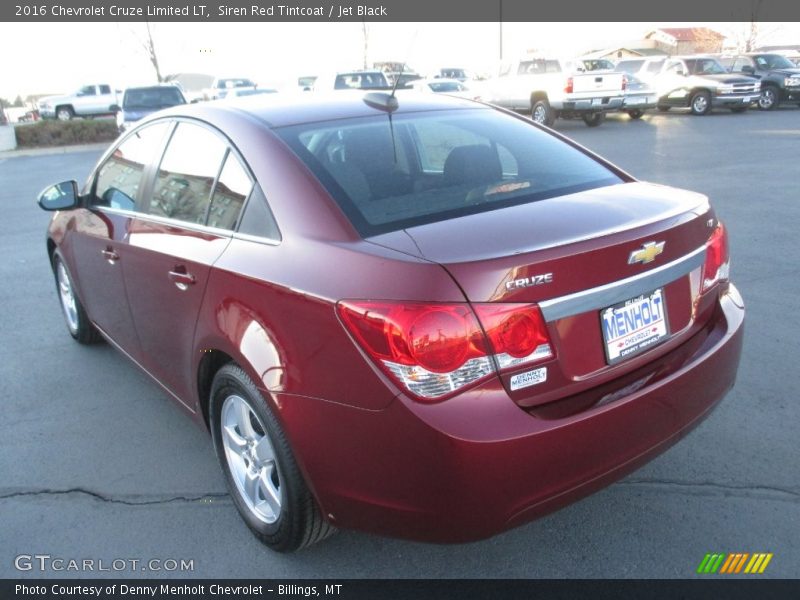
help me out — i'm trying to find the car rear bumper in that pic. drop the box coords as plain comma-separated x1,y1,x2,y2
279,284,744,543
556,96,625,112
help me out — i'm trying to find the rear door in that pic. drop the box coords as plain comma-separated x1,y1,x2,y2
122,120,252,405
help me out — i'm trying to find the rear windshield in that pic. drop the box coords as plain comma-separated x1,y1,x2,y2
275,108,623,237
124,87,185,109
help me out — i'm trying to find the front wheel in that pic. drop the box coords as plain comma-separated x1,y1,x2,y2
531,99,555,127
689,91,711,115
52,252,101,344
758,86,779,111
55,106,74,121
627,109,644,119
210,364,335,552
582,112,606,127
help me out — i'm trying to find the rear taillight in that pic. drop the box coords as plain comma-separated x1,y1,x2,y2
701,222,730,292
622,75,628,91
338,301,553,401
564,77,574,94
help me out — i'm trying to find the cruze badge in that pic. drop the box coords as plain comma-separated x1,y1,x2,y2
505,273,553,291
628,241,665,265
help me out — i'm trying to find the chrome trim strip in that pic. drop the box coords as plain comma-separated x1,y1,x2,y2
539,246,706,322
231,232,281,246
95,206,235,238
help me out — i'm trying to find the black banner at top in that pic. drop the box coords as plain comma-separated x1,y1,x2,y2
2,0,800,22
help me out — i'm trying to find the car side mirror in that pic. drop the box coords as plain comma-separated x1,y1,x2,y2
741,65,755,74
38,180,80,211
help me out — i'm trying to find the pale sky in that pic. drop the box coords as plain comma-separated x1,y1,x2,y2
0,21,797,100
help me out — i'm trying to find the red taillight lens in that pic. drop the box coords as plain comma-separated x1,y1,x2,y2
622,75,628,91
338,301,553,401
702,222,730,292
473,304,552,368
564,77,574,94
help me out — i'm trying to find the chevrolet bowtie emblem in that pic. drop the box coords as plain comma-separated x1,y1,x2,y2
628,241,665,265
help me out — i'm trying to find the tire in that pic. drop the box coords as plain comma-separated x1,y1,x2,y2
52,252,101,344
657,104,671,112
582,112,606,127
627,109,644,119
689,91,711,115
531,99,555,127
55,106,74,121
758,85,779,111
210,364,335,552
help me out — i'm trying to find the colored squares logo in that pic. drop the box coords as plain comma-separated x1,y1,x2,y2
697,553,773,574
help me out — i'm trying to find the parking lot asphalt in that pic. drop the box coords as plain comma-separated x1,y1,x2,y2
1,108,798,579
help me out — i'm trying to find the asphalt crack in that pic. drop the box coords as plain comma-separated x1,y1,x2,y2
619,478,800,503
0,488,230,506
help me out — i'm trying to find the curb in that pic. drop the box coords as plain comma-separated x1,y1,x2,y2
0,142,110,159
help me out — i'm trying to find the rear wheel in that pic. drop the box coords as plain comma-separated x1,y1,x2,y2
582,112,606,127
689,91,711,115
531,99,555,127
627,109,644,119
53,252,101,344
758,85,779,110
210,364,335,552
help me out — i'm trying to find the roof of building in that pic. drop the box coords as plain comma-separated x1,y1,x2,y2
647,28,724,42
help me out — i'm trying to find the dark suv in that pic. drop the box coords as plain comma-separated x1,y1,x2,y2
720,53,800,110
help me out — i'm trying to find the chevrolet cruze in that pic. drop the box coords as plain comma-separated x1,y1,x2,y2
38,92,744,551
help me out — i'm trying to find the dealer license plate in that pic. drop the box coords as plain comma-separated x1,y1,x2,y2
601,288,669,364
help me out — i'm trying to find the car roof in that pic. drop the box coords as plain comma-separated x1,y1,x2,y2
152,90,486,129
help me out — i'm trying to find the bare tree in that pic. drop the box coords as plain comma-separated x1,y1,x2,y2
132,22,163,83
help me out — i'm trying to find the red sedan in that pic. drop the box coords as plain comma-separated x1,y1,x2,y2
38,92,744,551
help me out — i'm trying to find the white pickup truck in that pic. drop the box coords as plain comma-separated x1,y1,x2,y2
483,58,626,127
37,84,121,121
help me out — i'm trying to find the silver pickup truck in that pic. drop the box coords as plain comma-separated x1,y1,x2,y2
37,84,120,121
483,58,626,127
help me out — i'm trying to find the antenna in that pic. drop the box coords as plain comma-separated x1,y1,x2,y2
389,29,419,100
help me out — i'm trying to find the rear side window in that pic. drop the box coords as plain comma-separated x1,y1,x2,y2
148,122,227,224
276,108,623,237
93,122,170,210
207,152,252,230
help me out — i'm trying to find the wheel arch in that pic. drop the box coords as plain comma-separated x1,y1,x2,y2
197,348,236,430
530,91,548,107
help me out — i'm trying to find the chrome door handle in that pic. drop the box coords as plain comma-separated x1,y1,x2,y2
168,269,196,291
101,249,119,264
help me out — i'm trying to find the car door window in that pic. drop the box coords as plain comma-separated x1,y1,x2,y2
207,152,252,230
148,122,227,225
93,122,170,211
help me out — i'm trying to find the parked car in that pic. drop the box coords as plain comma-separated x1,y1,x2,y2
312,70,391,91
205,78,258,100
38,91,744,552
117,85,186,132
614,57,668,81
408,77,479,99
719,53,800,110
37,84,120,120
433,67,475,81
484,57,626,127
652,56,761,115
222,88,278,99
620,73,658,119
384,72,423,89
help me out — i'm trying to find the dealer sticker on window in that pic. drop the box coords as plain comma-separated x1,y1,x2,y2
601,288,669,364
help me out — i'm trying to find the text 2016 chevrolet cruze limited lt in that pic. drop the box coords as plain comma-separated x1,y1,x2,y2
38,92,744,552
